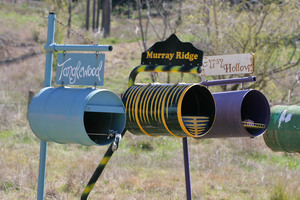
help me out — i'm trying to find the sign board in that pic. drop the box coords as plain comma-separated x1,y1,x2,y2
200,53,254,76
141,34,203,67
56,53,105,86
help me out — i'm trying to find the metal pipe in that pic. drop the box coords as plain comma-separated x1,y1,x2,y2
37,11,56,200
200,76,256,87
44,44,113,52
128,65,200,87
183,137,192,200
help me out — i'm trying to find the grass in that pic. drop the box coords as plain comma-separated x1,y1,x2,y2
0,1,300,200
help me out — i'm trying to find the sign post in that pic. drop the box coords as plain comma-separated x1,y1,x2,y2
35,12,114,200
37,12,56,200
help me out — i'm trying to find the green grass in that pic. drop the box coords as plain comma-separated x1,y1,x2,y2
241,150,300,170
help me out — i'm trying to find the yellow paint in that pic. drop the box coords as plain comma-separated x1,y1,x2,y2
131,86,142,122
190,66,198,73
182,116,209,136
155,65,164,72
154,86,165,123
134,85,157,137
145,86,156,124
128,86,140,121
100,156,111,165
137,65,147,72
166,85,183,119
123,86,134,99
175,85,187,103
125,86,140,121
177,84,199,137
83,183,95,193
170,66,182,72
141,86,153,124
161,84,183,138
157,86,171,123
150,86,161,121
139,85,150,123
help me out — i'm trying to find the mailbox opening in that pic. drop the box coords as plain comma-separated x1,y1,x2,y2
241,90,270,137
181,85,215,137
84,112,124,145
83,90,126,145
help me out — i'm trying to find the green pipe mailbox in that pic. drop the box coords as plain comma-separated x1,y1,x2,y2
28,87,126,146
264,105,300,153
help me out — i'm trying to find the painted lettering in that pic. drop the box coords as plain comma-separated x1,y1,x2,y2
57,57,103,85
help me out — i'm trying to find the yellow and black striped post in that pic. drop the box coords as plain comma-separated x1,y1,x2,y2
81,141,117,200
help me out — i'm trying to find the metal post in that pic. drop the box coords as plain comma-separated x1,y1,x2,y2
183,137,192,200
37,12,56,200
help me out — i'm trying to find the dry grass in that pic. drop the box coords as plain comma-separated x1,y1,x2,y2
0,1,299,200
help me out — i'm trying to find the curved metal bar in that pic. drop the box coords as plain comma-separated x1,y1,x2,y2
128,65,201,87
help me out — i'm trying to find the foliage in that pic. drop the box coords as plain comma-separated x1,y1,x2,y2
182,0,299,104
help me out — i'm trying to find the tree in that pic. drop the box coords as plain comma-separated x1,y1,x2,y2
102,0,112,37
184,0,299,104
96,0,101,30
92,0,96,30
86,0,90,30
67,0,72,38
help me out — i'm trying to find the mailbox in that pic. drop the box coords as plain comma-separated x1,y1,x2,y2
264,105,300,153
122,83,216,138
199,89,270,139
28,87,126,146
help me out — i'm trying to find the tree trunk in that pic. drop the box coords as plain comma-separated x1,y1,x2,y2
101,0,111,38
67,0,72,38
92,0,96,30
86,0,90,30
96,0,101,30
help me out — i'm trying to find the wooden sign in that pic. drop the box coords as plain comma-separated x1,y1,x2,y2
200,53,254,76
141,34,203,67
56,53,105,86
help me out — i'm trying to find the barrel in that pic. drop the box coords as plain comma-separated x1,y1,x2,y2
264,105,300,153
199,89,270,138
28,87,126,146
122,83,216,138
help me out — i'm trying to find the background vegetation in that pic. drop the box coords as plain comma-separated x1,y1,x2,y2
0,0,299,199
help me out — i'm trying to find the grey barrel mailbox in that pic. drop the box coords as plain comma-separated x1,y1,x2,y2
28,87,126,146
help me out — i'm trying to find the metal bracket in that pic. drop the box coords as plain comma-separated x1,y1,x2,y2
108,130,122,151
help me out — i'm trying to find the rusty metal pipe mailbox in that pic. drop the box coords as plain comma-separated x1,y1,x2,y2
28,87,126,146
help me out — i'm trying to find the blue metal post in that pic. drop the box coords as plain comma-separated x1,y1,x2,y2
183,137,192,200
37,12,56,200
